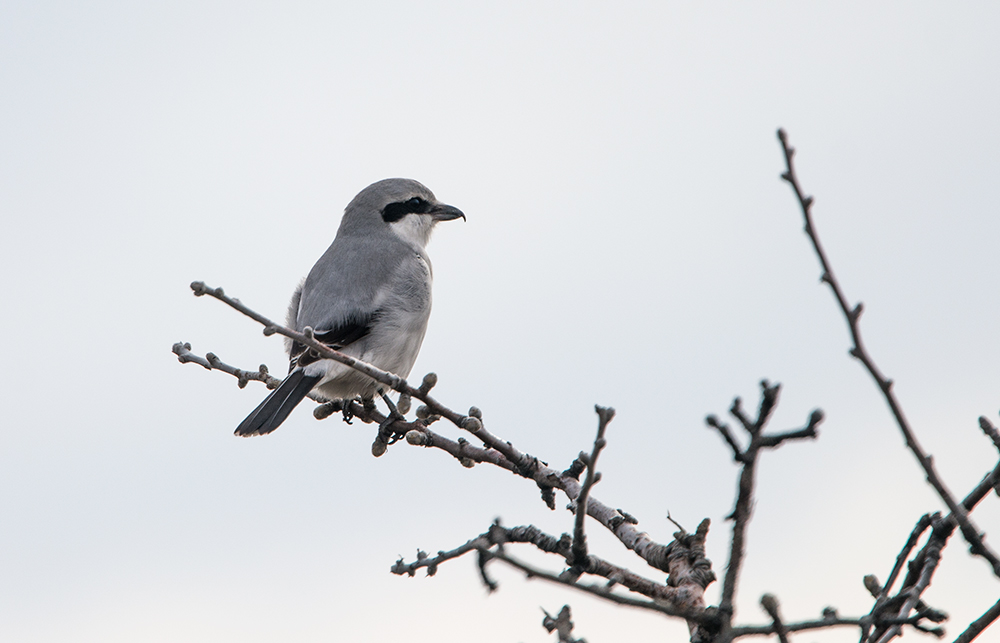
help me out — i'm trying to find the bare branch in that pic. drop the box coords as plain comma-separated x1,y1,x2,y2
751,381,781,433
477,548,498,592
190,281,410,394
706,415,745,462
542,605,586,643
715,383,825,643
952,597,1000,643
183,276,968,642
392,520,713,619
485,548,714,623
864,459,1000,643
392,523,566,577
867,464,1000,643
190,282,579,474
172,341,327,400
392,535,490,579
732,613,944,639
758,409,823,449
961,461,1000,514
170,130,1000,643
870,514,935,620
177,291,686,578
730,397,755,435
174,342,527,472
397,531,703,617
777,129,1000,578
571,406,615,566
404,426,520,473
863,571,946,643
759,594,789,643
873,524,945,643
979,416,1000,453
861,516,937,643
718,432,758,628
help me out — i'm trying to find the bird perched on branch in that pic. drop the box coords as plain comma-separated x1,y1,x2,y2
236,178,465,437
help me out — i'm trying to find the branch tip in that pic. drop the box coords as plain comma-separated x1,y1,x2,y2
419,372,438,394
978,416,1000,452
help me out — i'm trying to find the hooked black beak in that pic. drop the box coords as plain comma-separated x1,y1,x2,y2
429,203,466,222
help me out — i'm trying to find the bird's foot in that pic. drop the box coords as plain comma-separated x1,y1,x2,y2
380,390,401,417
370,391,408,457
379,391,408,442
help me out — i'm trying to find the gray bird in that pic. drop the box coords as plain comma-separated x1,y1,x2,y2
236,178,465,437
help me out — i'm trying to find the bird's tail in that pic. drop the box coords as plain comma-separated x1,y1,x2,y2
235,369,321,437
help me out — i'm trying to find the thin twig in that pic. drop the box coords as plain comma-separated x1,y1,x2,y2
706,415,745,462
714,381,823,642
869,463,1000,642
730,397,757,435
862,571,946,643
484,549,714,623
952,596,1000,643
571,406,615,566
979,416,1000,453
759,595,789,643
719,382,779,614
758,410,823,449
882,520,976,641
870,514,935,622
393,520,711,619
777,129,1000,578
960,461,1000,514
392,521,706,612
732,614,943,638
172,341,325,403
542,605,586,643
392,523,564,578
873,524,946,643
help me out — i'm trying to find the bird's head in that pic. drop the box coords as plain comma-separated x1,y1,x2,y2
342,178,465,249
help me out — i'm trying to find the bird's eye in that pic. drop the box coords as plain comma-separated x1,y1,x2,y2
382,196,430,222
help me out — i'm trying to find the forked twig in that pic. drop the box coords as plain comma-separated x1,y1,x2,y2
571,406,615,567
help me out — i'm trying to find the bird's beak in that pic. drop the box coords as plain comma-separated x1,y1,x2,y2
429,203,466,222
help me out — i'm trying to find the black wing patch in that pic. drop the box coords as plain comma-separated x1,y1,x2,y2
289,312,379,370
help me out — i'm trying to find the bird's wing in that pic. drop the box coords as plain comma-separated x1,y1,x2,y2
288,312,379,370
296,234,412,326
289,233,417,370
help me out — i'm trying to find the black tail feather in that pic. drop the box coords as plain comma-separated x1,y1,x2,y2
235,370,321,437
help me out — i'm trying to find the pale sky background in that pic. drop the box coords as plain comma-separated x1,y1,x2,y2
2,2,999,642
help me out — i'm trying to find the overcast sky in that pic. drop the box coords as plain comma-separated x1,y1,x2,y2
2,3,999,642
